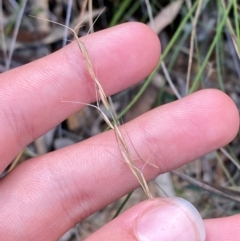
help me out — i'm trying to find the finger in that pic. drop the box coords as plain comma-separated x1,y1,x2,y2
86,198,205,241
204,215,240,241
0,89,238,240
0,22,160,171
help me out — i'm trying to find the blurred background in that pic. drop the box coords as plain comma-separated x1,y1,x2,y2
1,0,240,240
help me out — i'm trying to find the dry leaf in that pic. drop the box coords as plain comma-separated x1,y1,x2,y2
148,0,183,34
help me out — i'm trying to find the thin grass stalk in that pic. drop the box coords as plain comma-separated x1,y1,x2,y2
0,0,7,66
5,0,28,70
0,0,7,63
185,0,203,94
168,30,190,71
79,0,88,24
160,1,199,64
88,0,93,33
62,0,73,47
220,147,240,171
192,0,209,86
221,0,240,59
172,170,240,203
109,0,131,26
112,192,133,219
227,145,240,163
144,0,154,30
144,0,181,99
122,1,140,22
215,151,236,186
77,31,153,197
74,8,153,198
216,0,225,91
233,0,240,54
153,1,239,195
189,0,234,93
216,39,225,91
29,12,154,199
111,1,199,124
162,61,181,99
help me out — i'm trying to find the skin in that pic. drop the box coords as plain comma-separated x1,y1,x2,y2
0,23,239,241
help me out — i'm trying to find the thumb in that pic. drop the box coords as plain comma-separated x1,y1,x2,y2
86,197,206,241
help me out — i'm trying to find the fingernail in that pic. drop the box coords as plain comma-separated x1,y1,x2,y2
135,198,205,241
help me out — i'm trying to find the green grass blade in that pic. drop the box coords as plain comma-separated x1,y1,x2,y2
189,0,234,93
109,0,132,26
112,192,133,219
216,0,225,91
215,151,236,187
233,0,240,53
115,1,199,122
168,30,190,71
122,0,140,22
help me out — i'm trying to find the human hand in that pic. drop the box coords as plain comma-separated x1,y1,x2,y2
0,23,239,241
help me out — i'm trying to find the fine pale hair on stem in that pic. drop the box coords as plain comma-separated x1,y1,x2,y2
30,9,155,199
